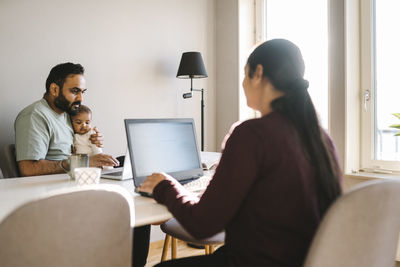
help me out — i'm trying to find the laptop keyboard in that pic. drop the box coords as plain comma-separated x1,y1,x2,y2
183,176,211,193
104,171,123,176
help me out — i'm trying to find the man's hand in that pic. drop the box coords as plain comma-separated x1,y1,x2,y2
138,173,168,195
89,153,119,168
90,127,104,148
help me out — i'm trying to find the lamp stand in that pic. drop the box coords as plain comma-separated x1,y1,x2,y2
189,78,205,151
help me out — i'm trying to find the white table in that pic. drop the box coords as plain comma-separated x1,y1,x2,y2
0,152,221,227
0,173,172,227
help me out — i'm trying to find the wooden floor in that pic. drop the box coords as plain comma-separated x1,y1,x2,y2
145,239,221,267
146,240,400,267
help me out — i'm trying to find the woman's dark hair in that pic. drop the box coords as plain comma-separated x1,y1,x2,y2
45,62,84,93
247,39,341,216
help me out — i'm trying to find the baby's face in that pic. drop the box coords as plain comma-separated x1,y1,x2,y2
72,112,92,135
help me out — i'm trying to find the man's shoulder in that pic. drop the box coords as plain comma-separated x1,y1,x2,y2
16,99,51,121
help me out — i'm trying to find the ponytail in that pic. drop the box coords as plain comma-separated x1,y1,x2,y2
272,80,341,215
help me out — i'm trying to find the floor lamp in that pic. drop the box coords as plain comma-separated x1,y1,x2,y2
177,52,208,151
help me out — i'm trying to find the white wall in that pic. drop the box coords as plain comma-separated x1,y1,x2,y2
216,0,240,146
0,0,216,169
328,0,345,170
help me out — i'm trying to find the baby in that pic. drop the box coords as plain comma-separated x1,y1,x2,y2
71,105,103,155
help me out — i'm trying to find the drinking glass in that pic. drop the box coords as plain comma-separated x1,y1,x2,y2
68,154,89,180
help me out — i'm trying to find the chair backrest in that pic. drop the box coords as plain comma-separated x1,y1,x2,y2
3,144,19,178
304,179,400,267
0,185,134,267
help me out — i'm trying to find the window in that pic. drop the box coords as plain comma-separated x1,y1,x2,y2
241,0,328,129
361,0,400,171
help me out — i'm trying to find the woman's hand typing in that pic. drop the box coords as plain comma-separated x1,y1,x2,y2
138,173,168,195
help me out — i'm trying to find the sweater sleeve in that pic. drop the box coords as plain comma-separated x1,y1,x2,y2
153,123,268,239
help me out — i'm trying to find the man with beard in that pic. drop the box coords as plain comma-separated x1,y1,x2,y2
15,62,119,177
15,63,151,267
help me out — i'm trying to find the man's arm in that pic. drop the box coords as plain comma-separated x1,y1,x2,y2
19,154,118,177
18,159,66,177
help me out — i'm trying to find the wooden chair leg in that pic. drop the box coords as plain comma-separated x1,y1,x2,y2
161,234,171,262
205,245,210,255
210,245,215,254
171,237,177,259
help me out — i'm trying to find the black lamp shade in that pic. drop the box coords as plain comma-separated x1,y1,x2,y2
176,52,208,79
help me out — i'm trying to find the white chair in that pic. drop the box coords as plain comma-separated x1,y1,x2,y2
160,218,225,261
2,144,20,178
304,179,400,267
0,185,134,267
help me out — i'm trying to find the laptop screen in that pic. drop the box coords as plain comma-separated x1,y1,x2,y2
124,118,203,187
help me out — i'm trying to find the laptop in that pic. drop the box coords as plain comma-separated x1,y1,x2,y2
101,149,133,180
124,118,205,196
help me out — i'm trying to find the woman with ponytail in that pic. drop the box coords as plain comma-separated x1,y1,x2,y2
140,39,342,267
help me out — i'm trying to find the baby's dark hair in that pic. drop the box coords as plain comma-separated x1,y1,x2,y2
71,105,92,117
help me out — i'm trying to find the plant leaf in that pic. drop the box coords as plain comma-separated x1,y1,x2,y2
389,124,400,129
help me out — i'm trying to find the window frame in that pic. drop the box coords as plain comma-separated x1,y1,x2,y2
251,0,358,173
250,0,400,174
250,0,330,129
360,0,400,172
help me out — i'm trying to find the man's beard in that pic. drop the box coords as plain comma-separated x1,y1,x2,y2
54,92,81,116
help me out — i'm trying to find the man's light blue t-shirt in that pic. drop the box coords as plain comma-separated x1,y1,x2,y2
14,98,74,161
